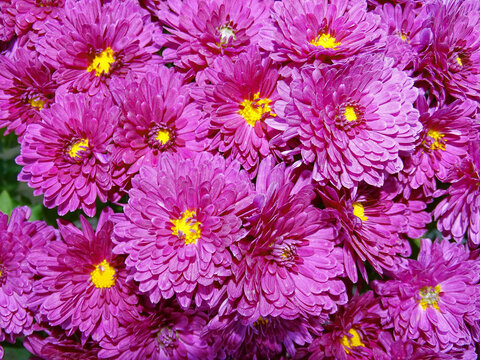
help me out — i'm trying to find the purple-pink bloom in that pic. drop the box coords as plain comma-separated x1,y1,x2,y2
373,238,480,351
12,0,65,37
0,0,15,42
272,55,421,189
113,152,255,309
17,92,116,217
0,47,57,138
36,0,161,96
28,208,140,342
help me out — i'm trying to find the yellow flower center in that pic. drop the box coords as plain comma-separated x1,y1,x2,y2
426,129,447,151
419,285,441,311
254,316,269,327
340,328,365,354
239,92,276,127
155,129,170,145
67,138,89,159
87,47,115,77
310,33,341,49
344,106,358,122
353,202,368,221
218,24,236,44
90,259,116,289
29,98,45,110
456,56,462,66
171,210,201,245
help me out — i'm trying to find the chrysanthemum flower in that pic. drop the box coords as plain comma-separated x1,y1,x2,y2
0,206,56,339
99,305,214,360
0,0,15,42
157,0,273,79
109,66,207,191
113,152,255,309
36,0,161,96
319,180,414,283
13,0,65,37
17,92,117,217
0,47,57,138
226,158,346,321
29,208,140,342
272,55,421,189
388,339,478,360
434,141,480,246
401,96,476,195
261,0,384,67
308,291,391,360
199,46,281,177
373,239,480,351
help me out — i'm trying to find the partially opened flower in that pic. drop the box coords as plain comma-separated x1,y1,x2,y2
36,0,161,96
29,208,140,342
17,92,117,217
273,55,421,189
373,239,480,351
0,47,57,138
113,152,255,309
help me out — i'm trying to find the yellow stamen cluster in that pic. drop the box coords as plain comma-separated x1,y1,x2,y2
353,202,368,221
87,47,115,77
426,129,447,151
171,210,202,245
344,106,358,122
310,33,341,49
218,25,236,44
239,92,276,127
340,328,365,354
254,316,269,327
419,285,441,311
90,259,116,289
67,138,89,159
456,56,463,67
156,129,170,145
29,98,46,110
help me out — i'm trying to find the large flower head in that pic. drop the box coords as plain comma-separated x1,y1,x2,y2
109,66,207,192
261,0,384,67
434,140,480,247
0,47,57,138
29,208,140,342
12,0,65,37
36,0,161,96
373,239,480,351
199,46,281,178
226,158,346,321
0,0,15,42
157,0,273,79
113,152,255,309
0,206,57,339
273,55,421,189
17,92,117,217
99,305,214,360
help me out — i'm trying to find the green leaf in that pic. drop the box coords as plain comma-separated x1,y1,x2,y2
0,190,14,215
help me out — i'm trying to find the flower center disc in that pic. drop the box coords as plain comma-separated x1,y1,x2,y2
67,138,89,159
87,47,115,77
171,210,202,245
90,259,116,289
353,202,368,221
340,328,365,354
239,92,276,127
310,33,341,49
419,285,441,310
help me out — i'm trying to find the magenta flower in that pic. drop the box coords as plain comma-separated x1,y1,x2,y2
0,0,15,42
13,0,65,36
434,141,480,246
0,47,57,138
29,208,140,342
113,152,255,309
373,239,480,351
226,158,346,321
272,55,421,189
199,46,281,177
17,92,117,217
36,0,161,96
157,0,273,79
99,305,214,360
0,206,56,339
109,66,207,192
261,0,384,67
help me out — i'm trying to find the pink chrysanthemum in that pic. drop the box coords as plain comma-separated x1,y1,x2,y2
13,0,65,36
373,239,480,351
113,152,255,309
308,291,391,360
434,141,480,246
0,0,15,42
226,158,346,321
261,0,384,68
198,46,281,177
0,206,57,339
0,47,57,138
28,208,140,342
109,66,207,192
157,0,273,79
99,305,214,360
36,0,161,96
17,92,116,217
272,55,421,189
